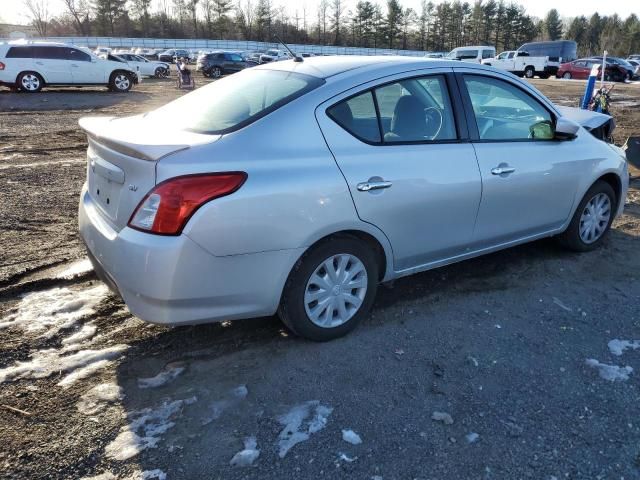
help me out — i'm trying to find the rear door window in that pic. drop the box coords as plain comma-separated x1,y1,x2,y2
375,76,457,142
327,91,380,143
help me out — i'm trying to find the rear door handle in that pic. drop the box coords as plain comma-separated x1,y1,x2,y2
491,166,516,175
357,181,392,192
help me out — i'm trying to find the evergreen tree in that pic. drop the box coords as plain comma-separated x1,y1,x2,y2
544,8,562,41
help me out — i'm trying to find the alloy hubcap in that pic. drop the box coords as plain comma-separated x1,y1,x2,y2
579,193,611,244
114,75,130,90
21,74,40,90
304,254,368,328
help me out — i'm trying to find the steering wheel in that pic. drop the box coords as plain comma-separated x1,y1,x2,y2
424,107,444,140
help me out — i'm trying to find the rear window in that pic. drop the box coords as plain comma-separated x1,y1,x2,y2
6,46,34,58
146,69,324,134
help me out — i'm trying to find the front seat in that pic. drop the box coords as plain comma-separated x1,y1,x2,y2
385,96,426,142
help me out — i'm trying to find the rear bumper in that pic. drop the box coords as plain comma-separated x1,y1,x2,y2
78,184,303,325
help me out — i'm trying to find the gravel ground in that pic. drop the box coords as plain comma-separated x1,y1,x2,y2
1,73,639,480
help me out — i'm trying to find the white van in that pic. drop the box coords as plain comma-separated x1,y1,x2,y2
446,46,495,63
0,41,137,92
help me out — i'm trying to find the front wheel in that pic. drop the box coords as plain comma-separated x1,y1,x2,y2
558,181,616,252
278,237,379,341
109,72,132,92
154,67,168,78
211,66,222,78
524,66,535,79
562,72,572,79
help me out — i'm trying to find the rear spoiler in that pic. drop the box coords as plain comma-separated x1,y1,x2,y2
80,115,222,162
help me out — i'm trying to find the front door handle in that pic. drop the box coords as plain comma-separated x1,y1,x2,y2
357,181,392,192
491,166,516,175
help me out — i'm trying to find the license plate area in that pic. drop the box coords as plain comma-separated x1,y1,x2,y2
88,154,125,221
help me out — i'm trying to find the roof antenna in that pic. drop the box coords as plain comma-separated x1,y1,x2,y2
273,34,303,62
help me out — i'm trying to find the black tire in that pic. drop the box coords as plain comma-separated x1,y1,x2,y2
539,73,550,79
278,236,379,341
211,66,222,78
154,67,168,78
524,66,535,79
558,180,616,252
109,71,132,92
17,71,44,92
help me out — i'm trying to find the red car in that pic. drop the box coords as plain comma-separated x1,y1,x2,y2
557,58,627,82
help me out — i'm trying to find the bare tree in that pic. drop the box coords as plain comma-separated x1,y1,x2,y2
62,0,90,35
24,0,50,36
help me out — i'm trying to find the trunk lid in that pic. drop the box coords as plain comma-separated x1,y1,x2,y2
79,115,219,231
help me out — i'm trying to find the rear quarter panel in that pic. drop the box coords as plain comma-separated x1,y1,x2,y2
156,96,394,275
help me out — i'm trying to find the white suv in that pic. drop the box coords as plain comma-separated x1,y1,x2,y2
0,41,138,93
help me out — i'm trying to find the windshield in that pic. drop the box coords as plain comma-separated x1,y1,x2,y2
146,69,324,134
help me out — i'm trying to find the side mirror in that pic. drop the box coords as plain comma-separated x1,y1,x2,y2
554,117,580,140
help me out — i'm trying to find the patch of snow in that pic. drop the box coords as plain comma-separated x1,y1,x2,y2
337,452,357,462
277,401,333,458
137,362,186,389
0,285,108,338
466,432,480,443
77,383,125,415
585,359,633,382
0,345,127,385
105,398,194,461
230,436,260,467
56,259,93,279
342,429,362,445
232,384,248,399
137,470,167,480
62,324,98,350
431,411,454,425
552,297,572,312
201,385,249,425
80,473,116,480
608,339,640,356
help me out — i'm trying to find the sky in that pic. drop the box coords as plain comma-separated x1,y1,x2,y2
1,0,638,27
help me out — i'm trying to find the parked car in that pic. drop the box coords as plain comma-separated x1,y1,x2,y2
557,58,628,82
94,46,112,56
158,49,190,63
627,54,640,62
259,49,291,63
113,53,170,78
590,56,636,81
78,56,628,341
482,50,552,78
196,51,249,77
0,41,138,92
627,59,640,78
445,46,495,63
515,40,577,76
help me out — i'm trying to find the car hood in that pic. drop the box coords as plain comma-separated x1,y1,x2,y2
556,105,615,131
78,115,220,161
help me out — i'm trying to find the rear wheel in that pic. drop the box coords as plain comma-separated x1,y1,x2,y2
211,66,222,78
109,72,132,92
17,72,43,92
154,66,168,78
562,72,572,79
278,237,379,341
558,180,616,252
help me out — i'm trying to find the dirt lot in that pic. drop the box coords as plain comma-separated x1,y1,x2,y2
1,73,639,480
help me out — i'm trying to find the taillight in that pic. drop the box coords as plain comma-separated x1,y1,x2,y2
0,62,5,70
128,172,247,235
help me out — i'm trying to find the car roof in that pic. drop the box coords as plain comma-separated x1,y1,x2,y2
255,55,464,79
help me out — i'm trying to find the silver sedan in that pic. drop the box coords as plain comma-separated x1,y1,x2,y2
78,56,629,341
